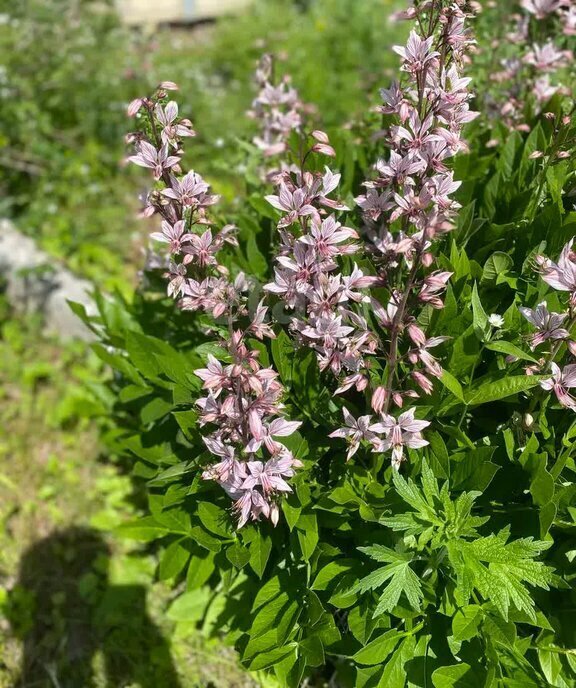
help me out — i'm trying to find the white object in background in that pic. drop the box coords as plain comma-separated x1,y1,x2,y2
116,0,254,26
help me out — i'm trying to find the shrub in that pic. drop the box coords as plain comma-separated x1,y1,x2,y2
0,0,144,288
78,1,576,686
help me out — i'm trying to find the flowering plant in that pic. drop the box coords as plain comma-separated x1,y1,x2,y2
76,1,576,685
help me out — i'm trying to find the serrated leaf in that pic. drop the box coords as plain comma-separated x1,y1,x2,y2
449,532,554,621
356,547,423,616
452,605,482,642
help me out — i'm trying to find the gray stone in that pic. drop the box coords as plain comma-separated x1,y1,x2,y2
0,219,97,341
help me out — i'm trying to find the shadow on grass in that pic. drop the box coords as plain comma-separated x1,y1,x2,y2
8,526,182,688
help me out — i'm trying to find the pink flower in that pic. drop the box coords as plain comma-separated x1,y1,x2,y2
249,301,276,340
537,241,576,294
233,489,271,529
521,0,561,19
195,355,229,395
155,101,196,147
369,408,430,469
241,455,300,494
329,408,378,459
128,141,181,180
393,31,439,74
299,216,358,258
182,229,219,268
150,220,194,254
301,315,354,349
162,171,219,208
519,301,569,348
265,183,317,227
540,363,576,410
246,416,302,454
524,43,570,72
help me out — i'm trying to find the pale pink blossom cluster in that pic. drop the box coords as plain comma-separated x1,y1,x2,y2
520,239,576,410
328,407,430,470
487,0,573,128
264,152,379,391
127,86,304,527
353,1,477,418
197,336,302,528
262,1,477,470
247,54,304,161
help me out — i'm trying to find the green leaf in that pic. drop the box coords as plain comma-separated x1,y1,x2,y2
299,636,324,667
471,283,490,341
448,531,554,621
432,663,474,688
271,330,294,385
352,629,402,666
451,447,498,492
482,252,514,284
247,643,298,671
225,542,251,569
115,516,171,541
439,369,466,403
485,341,538,363
380,636,413,687
427,431,450,479
347,601,379,646
356,547,423,615
281,493,302,531
452,605,482,642
312,559,355,591
251,593,290,640
296,512,318,562
197,502,232,539
249,532,273,578
186,551,216,590
159,540,190,581
466,375,543,405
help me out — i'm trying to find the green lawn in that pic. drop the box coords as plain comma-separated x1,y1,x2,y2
0,302,257,688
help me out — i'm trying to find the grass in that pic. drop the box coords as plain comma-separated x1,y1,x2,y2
0,299,257,688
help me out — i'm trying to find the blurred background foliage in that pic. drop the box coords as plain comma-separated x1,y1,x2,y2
0,0,400,291
0,0,401,685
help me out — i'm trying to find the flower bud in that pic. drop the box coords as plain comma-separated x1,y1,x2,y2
523,414,535,431
312,143,336,157
312,130,330,144
371,386,387,413
270,503,280,527
127,98,143,117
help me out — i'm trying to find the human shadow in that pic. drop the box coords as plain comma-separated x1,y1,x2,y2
8,526,182,688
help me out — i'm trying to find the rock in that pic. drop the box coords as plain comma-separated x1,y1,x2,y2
0,219,97,341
